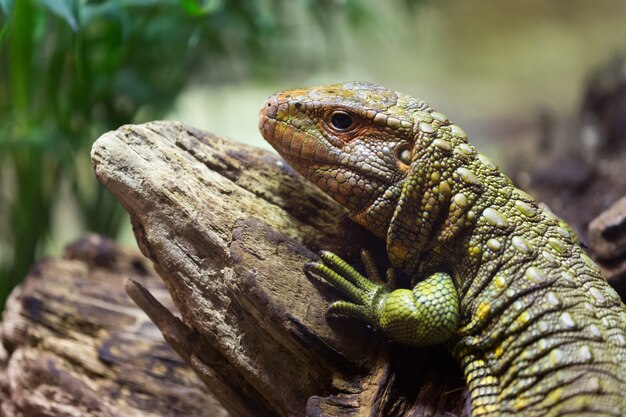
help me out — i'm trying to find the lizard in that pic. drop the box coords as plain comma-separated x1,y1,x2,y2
258,81,626,416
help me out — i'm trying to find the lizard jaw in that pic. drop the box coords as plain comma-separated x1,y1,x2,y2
260,103,396,217
259,113,338,167
259,95,397,184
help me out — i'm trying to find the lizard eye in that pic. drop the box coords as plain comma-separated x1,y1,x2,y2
396,144,412,166
329,111,355,131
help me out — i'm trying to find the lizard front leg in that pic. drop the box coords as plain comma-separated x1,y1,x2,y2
307,250,460,347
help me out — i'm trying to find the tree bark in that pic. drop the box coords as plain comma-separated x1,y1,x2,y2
589,196,626,295
89,121,469,417
0,234,228,417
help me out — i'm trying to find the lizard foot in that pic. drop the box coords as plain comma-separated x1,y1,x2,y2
306,249,389,327
306,250,460,347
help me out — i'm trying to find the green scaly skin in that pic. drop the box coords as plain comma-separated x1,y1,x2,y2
258,82,626,416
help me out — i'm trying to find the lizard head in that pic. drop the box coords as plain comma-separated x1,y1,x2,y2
259,81,433,240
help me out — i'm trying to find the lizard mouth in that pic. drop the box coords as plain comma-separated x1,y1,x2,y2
260,114,395,220
259,92,401,229
260,102,394,184
260,114,394,188
259,117,335,165
259,97,339,167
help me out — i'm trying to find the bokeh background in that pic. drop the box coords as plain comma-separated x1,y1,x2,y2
2,0,626,308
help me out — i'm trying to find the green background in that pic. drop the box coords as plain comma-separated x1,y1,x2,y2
1,0,626,308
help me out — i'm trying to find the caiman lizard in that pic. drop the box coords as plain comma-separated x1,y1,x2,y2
258,81,626,416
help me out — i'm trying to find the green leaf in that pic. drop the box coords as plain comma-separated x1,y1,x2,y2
344,0,375,27
79,1,120,26
39,0,78,30
180,0,223,17
0,0,13,16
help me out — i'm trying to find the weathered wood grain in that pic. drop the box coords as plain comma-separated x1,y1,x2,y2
0,234,228,417
90,121,469,417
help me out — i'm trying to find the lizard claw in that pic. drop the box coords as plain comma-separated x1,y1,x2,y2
307,250,459,346
306,250,388,327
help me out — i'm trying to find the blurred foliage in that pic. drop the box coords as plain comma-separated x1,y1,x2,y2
0,0,409,308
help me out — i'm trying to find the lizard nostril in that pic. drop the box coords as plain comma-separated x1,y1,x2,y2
260,96,279,119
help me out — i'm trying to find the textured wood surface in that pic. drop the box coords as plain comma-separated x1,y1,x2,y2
3,117,624,417
90,121,469,417
0,234,228,417
4,120,622,416
589,196,626,294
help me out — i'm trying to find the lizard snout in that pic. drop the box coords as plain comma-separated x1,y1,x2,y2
259,95,278,120
259,95,279,145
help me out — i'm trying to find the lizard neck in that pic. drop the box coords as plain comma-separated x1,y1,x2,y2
385,127,485,273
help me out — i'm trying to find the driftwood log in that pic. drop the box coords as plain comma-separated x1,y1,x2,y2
89,121,469,417
0,234,228,417
589,196,626,295
2,121,624,417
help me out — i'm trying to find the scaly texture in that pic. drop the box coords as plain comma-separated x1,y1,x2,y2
258,82,626,417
